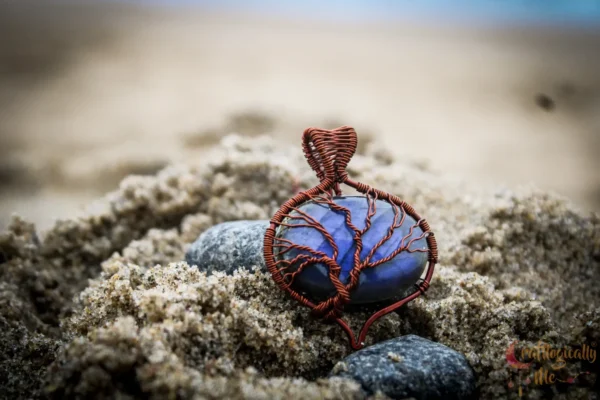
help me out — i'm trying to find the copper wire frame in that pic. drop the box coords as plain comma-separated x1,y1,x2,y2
263,126,438,350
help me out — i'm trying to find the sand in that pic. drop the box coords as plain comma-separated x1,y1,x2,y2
0,134,598,399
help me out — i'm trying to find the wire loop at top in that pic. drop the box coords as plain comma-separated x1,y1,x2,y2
302,126,357,186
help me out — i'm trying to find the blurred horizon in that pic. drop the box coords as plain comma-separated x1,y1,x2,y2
1,1,599,230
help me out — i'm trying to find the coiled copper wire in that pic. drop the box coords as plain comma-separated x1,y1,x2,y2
264,126,438,350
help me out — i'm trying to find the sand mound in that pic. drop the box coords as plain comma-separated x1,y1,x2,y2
1,135,598,399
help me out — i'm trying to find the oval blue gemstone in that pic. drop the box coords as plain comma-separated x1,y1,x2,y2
274,196,429,305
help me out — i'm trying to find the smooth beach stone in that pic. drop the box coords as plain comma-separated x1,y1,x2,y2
330,335,477,400
185,220,269,274
275,196,428,304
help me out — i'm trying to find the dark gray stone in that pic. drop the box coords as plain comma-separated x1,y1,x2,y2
185,220,269,274
330,335,476,400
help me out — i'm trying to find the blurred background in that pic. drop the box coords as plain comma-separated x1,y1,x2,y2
0,0,599,231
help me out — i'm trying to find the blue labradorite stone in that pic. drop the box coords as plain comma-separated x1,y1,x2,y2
274,196,428,304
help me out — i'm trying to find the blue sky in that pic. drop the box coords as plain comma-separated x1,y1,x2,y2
128,0,600,26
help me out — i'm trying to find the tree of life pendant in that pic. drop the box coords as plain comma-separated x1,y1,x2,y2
263,126,438,350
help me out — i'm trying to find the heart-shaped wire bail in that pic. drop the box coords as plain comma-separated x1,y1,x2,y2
302,126,358,195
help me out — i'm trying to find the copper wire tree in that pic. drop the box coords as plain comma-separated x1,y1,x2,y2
263,126,438,350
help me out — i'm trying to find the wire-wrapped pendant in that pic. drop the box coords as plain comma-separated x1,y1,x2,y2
263,126,438,350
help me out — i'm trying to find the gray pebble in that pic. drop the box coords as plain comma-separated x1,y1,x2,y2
330,335,476,400
185,220,269,274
